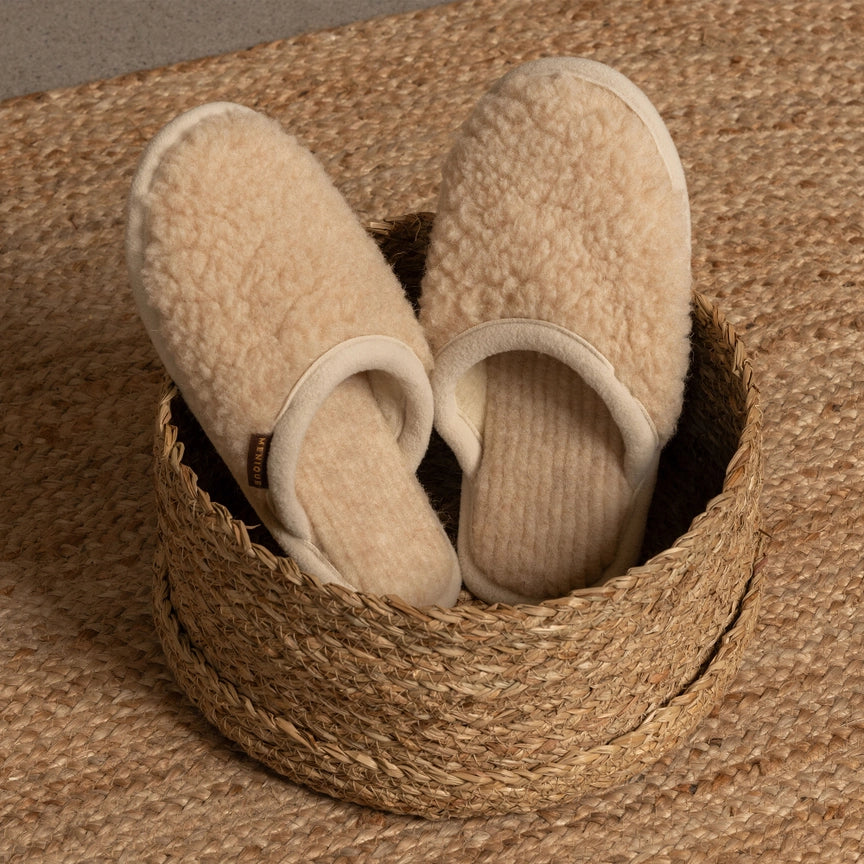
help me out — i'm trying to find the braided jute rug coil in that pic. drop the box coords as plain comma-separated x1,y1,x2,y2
2,0,862,859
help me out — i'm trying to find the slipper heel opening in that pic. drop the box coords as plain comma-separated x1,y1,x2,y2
294,373,461,607
468,351,634,601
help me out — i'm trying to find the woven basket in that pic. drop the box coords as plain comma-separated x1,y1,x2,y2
151,214,764,819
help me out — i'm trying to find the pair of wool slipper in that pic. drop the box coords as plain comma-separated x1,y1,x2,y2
127,57,692,609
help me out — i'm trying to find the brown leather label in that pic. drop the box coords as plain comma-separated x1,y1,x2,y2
246,433,272,489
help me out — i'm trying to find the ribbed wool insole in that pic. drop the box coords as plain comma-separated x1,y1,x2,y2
295,373,455,605
469,352,631,599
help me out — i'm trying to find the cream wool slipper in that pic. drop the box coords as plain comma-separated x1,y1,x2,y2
127,103,461,607
420,58,692,605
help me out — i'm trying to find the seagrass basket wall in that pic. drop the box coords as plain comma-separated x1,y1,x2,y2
151,214,764,819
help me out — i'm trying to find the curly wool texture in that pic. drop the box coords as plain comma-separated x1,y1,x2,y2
421,67,691,443
141,110,432,471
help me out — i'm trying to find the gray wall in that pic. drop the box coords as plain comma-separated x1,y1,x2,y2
0,0,449,100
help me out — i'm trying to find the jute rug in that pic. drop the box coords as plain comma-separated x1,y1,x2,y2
2,0,862,860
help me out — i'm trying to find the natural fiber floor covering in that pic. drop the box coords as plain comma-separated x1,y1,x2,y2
2,0,862,860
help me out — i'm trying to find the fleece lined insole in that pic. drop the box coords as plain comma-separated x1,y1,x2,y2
296,373,455,605
469,351,631,599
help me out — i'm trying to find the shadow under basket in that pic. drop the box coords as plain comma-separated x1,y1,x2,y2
151,214,764,820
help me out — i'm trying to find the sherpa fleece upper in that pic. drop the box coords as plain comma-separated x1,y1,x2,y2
421,66,691,441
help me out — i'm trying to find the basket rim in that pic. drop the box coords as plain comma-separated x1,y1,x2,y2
154,289,762,623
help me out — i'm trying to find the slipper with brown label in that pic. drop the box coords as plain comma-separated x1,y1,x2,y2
127,102,461,607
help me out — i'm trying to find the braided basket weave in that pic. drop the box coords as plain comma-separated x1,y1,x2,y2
151,214,764,819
